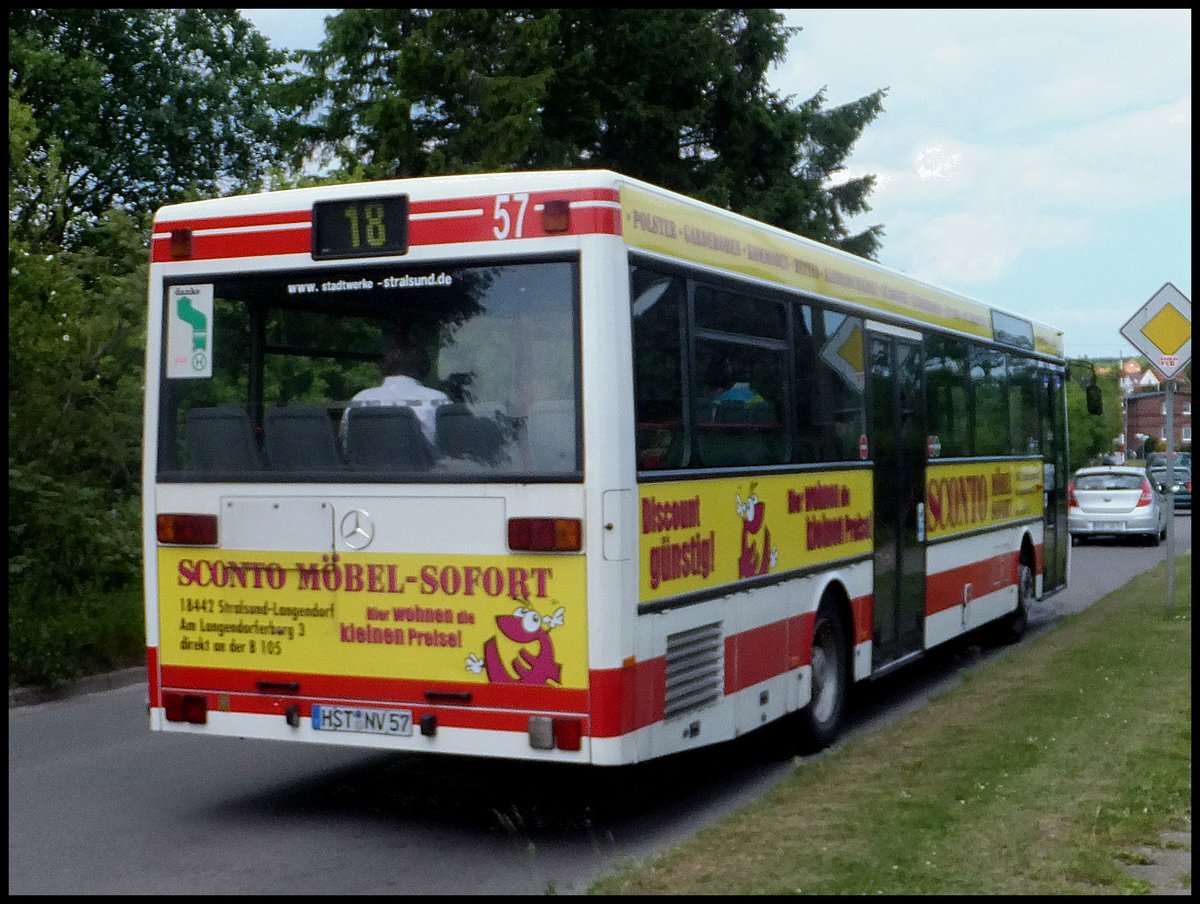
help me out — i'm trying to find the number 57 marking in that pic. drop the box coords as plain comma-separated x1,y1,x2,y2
493,193,529,240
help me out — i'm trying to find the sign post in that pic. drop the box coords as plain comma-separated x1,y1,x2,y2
1120,283,1192,614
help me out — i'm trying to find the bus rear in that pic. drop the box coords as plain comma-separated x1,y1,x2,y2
143,174,628,763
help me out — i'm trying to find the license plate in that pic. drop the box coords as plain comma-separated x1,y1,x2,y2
311,705,413,736
1093,521,1123,531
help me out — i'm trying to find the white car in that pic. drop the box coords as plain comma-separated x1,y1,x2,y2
1069,465,1169,546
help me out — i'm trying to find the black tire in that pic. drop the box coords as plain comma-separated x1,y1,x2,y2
797,603,848,753
1149,530,1161,547
998,561,1033,644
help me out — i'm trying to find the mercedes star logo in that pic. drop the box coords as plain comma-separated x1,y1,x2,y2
339,509,375,550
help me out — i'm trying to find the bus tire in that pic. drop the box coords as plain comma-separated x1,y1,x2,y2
999,561,1033,644
797,602,848,753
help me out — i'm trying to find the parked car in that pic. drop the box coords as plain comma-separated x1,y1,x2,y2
1068,465,1169,546
1149,466,1192,511
1145,451,1190,470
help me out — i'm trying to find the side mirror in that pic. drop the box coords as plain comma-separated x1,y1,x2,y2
1085,383,1103,416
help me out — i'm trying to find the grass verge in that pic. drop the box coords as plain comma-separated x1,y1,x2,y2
8,584,145,689
590,555,1191,895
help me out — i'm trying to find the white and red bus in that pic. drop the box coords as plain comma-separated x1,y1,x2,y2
143,170,1071,763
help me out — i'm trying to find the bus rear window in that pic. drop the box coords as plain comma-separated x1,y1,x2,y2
156,259,580,481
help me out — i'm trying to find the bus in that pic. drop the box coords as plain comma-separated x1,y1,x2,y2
143,169,1071,764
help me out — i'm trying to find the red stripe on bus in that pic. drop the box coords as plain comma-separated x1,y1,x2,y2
151,188,622,262
850,593,873,644
159,665,587,713
925,550,1019,615
171,228,310,261
588,657,666,737
725,615,808,694
146,646,160,707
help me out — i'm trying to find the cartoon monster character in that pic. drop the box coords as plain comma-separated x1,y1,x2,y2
466,604,565,685
736,491,778,579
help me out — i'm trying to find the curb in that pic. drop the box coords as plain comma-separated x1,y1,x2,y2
8,666,146,709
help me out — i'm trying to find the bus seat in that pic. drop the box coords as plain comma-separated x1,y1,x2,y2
346,405,434,471
266,405,344,471
186,406,262,472
436,403,504,464
527,399,576,471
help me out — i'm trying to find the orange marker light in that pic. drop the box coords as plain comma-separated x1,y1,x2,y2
507,517,582,552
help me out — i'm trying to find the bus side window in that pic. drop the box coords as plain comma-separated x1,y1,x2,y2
631,269,686,470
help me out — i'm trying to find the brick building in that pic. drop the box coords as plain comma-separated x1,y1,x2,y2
1126,388,1192,452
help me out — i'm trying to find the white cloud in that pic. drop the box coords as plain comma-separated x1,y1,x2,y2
900,210,1090,285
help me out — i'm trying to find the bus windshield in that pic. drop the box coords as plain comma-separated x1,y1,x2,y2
156,257,580,481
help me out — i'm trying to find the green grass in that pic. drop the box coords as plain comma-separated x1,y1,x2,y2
590,556,1191,895
8,584,145,689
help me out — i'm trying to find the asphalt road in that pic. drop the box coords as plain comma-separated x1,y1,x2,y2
8,513,1190,895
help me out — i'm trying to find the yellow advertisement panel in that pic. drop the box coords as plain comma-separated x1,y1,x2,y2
639,470,873,604
620,184,1066,359
157,550,587,689
925,459,1044,541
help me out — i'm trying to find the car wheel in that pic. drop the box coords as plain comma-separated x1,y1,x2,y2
797,601,848,753
1149,529,1161,547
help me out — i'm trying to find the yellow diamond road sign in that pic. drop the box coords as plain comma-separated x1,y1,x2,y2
1120,283,1191,379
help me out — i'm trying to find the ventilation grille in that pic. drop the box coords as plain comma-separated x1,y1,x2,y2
664,622,723,719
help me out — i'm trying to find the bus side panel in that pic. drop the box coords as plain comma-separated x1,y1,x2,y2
924,521,1042,648
588,560,872,764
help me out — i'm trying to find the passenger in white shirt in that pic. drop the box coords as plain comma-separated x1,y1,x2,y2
342,344,449,447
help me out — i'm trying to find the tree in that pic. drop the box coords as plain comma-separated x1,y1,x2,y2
8,10,291,598
1066,369,1123,472
9,8,291,247
289,8,886,256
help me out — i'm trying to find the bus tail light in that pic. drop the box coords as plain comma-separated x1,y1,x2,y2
552,717,583,751
1136,478,1154,507
163,691,208,724
541,199,570,233
528,716,583,751
508,517,581,552
1066,481,1077,508
157,513,218,545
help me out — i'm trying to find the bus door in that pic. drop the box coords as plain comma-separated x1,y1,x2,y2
867,332,926,669
1041,369,1068,592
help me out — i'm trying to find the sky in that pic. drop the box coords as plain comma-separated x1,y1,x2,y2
240,8,1192,361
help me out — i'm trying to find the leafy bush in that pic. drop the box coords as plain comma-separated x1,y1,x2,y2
8,583,145,688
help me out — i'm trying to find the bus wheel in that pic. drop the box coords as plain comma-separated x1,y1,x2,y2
999,562,1033,644
798,603,847,753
